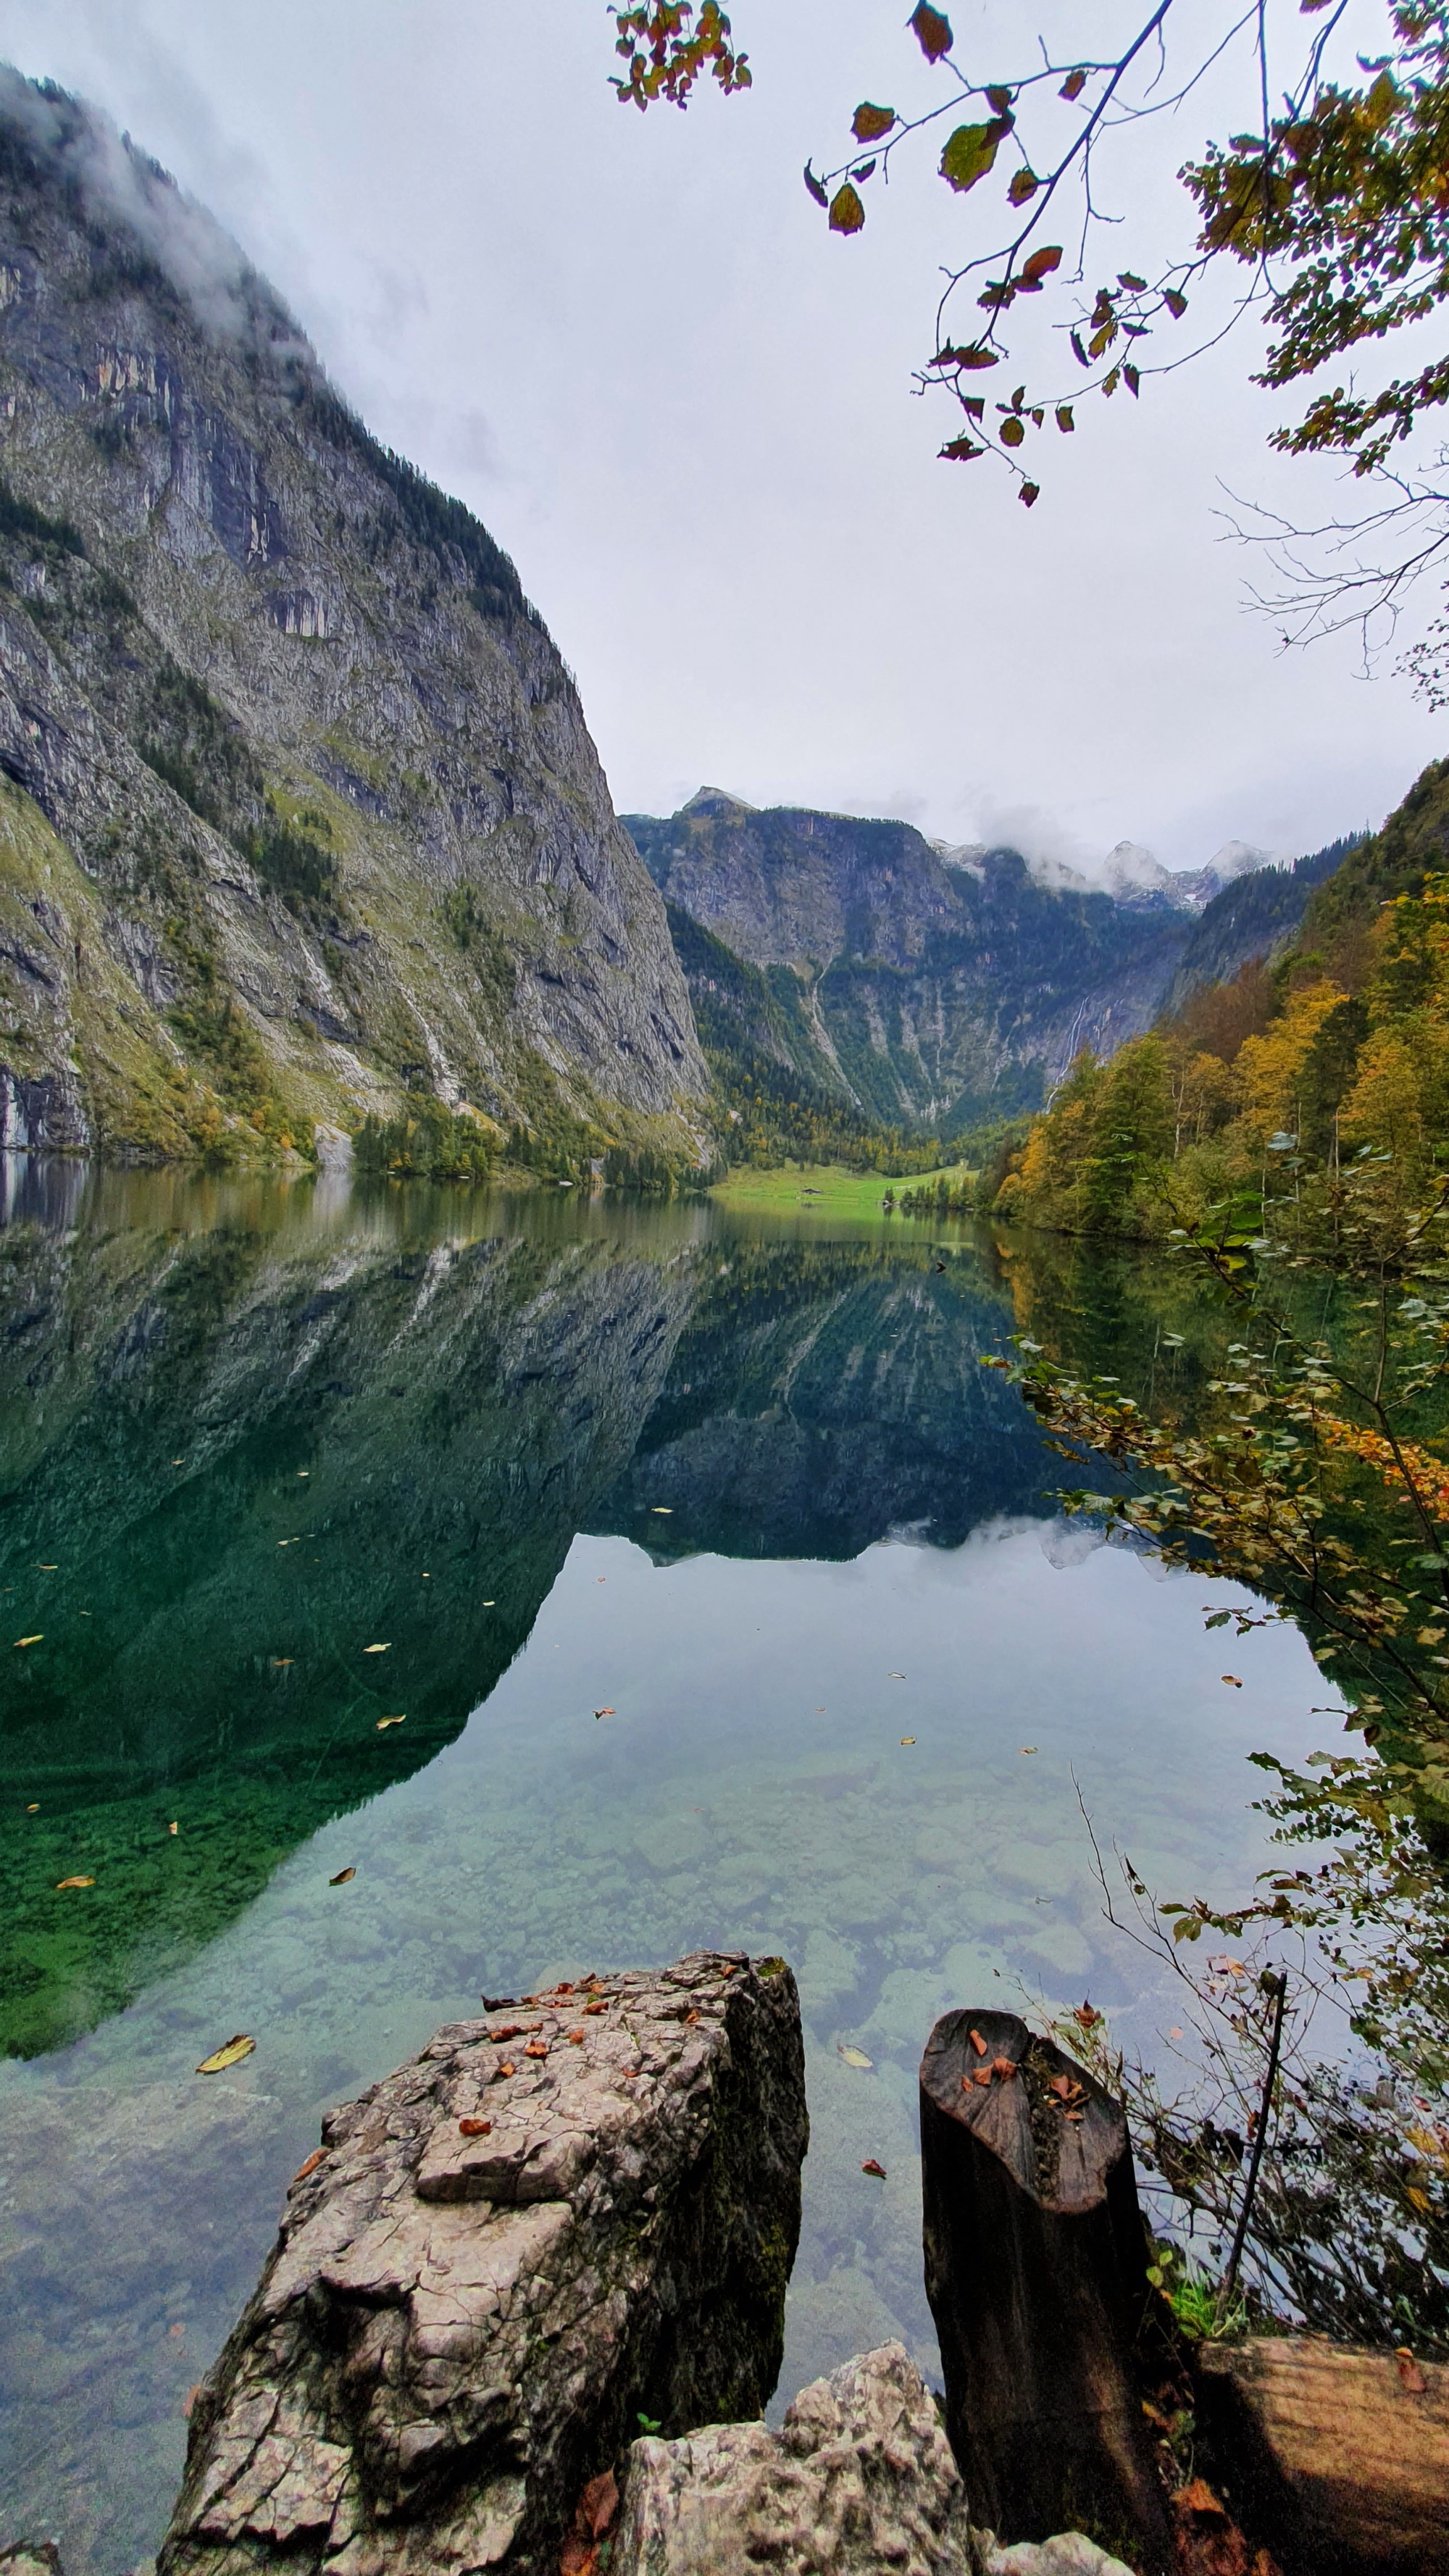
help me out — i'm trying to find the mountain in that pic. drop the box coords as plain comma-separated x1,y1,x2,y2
625,792,1345,1127
1163,834,1366,1013
0,74,706,1165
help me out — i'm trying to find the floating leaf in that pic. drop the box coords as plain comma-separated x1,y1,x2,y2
38,1563,57,1571
56,1874,93,1889
1059,67,1087,99
888,1670,905,1678
651,1506,673,1514
861,2157,888,2177
25,1802,38,1813
852,101,895,142
900,1735,917,1746
594,1706,614,1719
330,1866,356,1884
838,2043,874,2068
459,2116,493,2136
377,1714,406,1730
197,2034,255,2075
1222,1674,1243,1688
14,1635,42,1648
169,1821,179,1835
1020,1745,1037,1754
363,1643,391,1654
910,1,953,63
940,120,1009,193
829,183,865,235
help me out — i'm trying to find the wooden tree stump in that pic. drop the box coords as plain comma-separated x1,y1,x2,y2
919,2006,1169,2569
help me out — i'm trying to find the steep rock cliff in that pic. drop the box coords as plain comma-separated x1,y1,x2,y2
0,74,707,1161
626,793,1192,1125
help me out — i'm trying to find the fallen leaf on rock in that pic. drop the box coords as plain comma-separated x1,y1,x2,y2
838,2044,873,2069
524,2040,548,2059
14,1635,42,1648
683,2007,700,2024
969,2026,987,2056
972,2069,992,2088
498,2060,517,2077
363,1643,391,1654
197,2034,255,2075
330,1866,356,1884
376,1715,405,1730
1222,1675,1243,1687
291,2149,325,2185
1048,2073,1074,2101
861,2157,887,2177
459,2117,493,2137
580,2469,619,2538
559,2538,594,2576
56,1874,93,1888
182,2383,202,2419
991,2056,1016,2079
585,1999,609,2015
567,2028,586,2043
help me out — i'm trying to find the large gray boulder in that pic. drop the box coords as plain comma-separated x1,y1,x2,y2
159,1951,806,2576
612,2342,980,2576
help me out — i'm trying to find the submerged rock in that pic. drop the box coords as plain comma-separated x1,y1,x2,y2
612,2343,980,2576
159,1952,806,2576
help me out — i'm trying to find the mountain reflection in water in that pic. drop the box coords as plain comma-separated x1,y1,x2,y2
1,1171,1045,2059
0,1166,1336,2576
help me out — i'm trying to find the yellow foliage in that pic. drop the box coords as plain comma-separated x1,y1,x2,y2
1338,1030,1427,1162
1235,980,1348,1141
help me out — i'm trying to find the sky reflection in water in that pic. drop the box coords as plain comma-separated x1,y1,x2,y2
0,1167,1335,2572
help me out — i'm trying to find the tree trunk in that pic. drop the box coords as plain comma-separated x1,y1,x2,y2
919,2006,1169,2570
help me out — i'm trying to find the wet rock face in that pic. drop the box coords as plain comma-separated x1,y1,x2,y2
613,2342,980,2576
159,1953,806,2576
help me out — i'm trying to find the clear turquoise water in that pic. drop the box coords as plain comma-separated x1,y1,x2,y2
0,1169,1335,2571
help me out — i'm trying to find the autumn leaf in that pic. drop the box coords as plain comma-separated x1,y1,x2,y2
1222,1674,1243,1687
910,1,953,63
955,343,1001,370
377,1714,406,1730
197,2034,255,2075
940,119,1010,193
1124,363,1140,396
861,2156,888,2177
852,102,895,142
1164,287,1188,317
900,1735,917,1744
329,1866,356,1884
1021,244,1063,284
1008,169,1039,205
829,183,865,234
985,85,1014,113
1056,405,1075,432
1000,414,1027,447
1119,270,1148,291
1070,330,1089,367
498,2059,517,2077
969,2025,988,2055
803,161,829,207
14,1635,42,1648
1074,2001,1103,2027
524,2039,549,2059
940,438,983,460
838,2043,874,2068
594,1706,614,1719
291,2148,325,2185
363,1642,391,1654
1059,67,1087,100
459,2116,493,2136
55,1874,93,1889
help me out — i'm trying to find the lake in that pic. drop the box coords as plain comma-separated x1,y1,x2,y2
0,1164,1339,2572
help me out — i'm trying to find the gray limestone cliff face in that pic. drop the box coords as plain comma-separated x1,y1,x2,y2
159,1953,806,2576
625,796,1190,1128
0,74,706,1159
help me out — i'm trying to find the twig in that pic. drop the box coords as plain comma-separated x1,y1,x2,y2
1223,1969,1289,2301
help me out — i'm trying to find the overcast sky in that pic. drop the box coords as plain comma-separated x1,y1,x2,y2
1,0,1442,871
